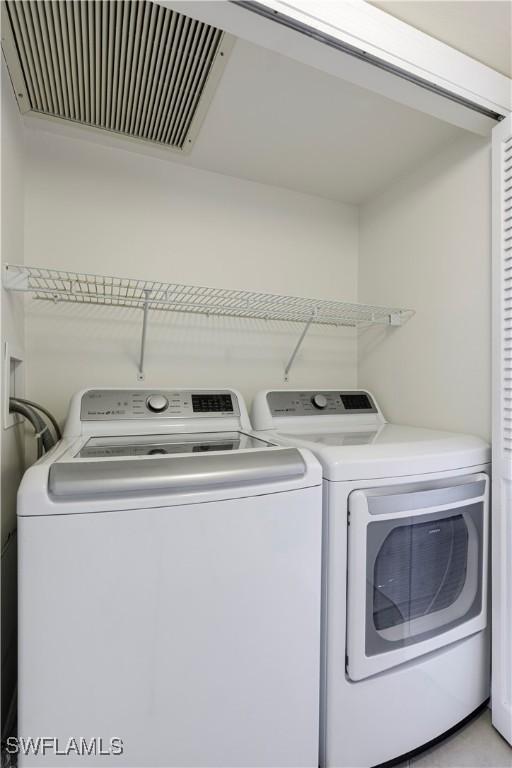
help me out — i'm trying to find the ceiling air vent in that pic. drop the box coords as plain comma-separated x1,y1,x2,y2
1,1,232,151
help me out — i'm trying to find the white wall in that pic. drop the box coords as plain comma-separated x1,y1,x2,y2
23,128,359,424
1,57,25,731
358,133,491,440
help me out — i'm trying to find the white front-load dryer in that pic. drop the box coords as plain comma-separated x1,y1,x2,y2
17,388,323,767
251,389,491,768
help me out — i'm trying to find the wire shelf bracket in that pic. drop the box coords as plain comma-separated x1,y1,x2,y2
284,310,317,382
3,264,415,381
138,290,152,381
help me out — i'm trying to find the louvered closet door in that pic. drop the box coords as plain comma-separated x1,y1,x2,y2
492,114,512,746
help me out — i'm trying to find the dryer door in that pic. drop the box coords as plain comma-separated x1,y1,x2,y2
346,473,489,681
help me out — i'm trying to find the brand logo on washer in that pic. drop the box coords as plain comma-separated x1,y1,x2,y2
428,527,442,534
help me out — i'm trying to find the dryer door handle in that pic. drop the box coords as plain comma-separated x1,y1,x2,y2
364,477,487,516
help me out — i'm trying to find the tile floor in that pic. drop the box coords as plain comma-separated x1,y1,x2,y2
1,709,510,768
399,709,512,768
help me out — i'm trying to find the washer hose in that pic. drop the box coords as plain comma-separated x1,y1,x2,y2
10,396,62,441
9,399,56,457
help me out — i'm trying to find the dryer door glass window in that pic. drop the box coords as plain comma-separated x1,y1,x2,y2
365,502,483,656
373,514,469,631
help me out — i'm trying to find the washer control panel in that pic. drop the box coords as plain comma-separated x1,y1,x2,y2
267,390,376,417
80,390,239,421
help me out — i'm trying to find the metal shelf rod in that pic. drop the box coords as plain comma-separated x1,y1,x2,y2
19,286,396,322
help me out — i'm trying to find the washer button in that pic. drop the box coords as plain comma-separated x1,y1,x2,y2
312,394,328,409
146,394,169,413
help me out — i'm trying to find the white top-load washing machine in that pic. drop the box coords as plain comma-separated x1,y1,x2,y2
251,389,491,768
17,388,322,768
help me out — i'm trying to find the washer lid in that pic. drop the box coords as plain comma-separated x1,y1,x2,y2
272,424,490,480
76,431,272,458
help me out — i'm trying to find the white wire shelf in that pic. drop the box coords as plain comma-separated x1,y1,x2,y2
4,264,415,379
4,264,414,325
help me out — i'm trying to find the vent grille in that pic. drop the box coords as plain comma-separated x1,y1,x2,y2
504,134,512,453
3,1,228,150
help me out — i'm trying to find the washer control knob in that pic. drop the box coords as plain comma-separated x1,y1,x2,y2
146,394,169,413
312,394,328,410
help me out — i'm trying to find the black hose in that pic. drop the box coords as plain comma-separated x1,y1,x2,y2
9,399,56,456
11,396,62,440
9,400,43,457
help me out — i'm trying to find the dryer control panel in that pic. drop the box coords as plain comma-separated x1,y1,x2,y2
267,390,377,417
80,389,240,420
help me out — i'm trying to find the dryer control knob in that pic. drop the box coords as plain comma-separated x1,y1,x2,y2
312,394,328,409
146,394,169,413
